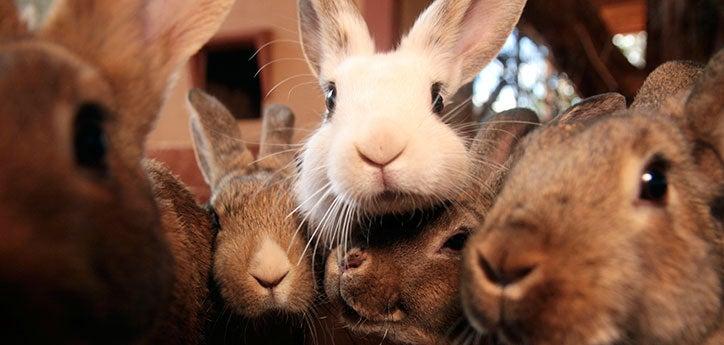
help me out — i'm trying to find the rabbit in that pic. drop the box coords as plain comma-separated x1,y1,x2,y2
0,0,233,343
142,159,217,345
460,51,724,345
187,89,318,344
323,108,540,345
294,0,528,249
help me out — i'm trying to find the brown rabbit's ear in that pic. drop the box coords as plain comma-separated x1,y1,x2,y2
556,93,626,124
188,89,254,190
631,60,704,110
471,108,539,178
256,104,296,173
298,0,374,76
0,0,27,40
687,50,724,157
40,0,234,159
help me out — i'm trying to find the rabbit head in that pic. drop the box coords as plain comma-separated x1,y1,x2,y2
188,90,316,320
324,109,539,345
0,0,232,342
295,0,528,248
461,53,724,345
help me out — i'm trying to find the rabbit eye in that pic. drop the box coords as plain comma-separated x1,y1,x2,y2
639,158,669,204
73,103,108,175
442,231,470,252
325,82,337,115
431,82,444,115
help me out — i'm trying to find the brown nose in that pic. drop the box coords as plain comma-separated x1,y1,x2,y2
340,249,367,272
252,271,288,289
478,253,537,287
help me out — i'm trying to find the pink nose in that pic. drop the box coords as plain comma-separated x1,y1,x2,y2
356,145,405,168
340,250,367,272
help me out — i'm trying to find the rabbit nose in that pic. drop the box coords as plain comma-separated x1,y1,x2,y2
478,253,537,287
248,236,291,290
356,145,405,168
340,249,367,272
252,271,289,289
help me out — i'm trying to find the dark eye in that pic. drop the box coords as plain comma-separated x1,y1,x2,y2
442,231,470,252
73,103,108,175
325,82,337,114
431,82,444,115
639,158,668,204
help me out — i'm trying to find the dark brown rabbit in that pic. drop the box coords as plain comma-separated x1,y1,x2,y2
0,0,233,343
187,90,317,344
461,52,724,345
324,108,540,345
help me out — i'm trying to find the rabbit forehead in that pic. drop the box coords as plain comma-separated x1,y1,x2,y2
333,52,447,101
496,115,687,225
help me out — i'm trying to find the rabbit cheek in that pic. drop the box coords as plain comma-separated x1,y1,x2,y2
295,129,335,223
326,249,405,324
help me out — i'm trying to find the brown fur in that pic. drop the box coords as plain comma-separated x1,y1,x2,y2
324,109,540,345
555,93,627,124
631,60,704,111
188,90,316,322
0,0,26,40
143,160,214,345
0,1,232,343
461,53,724,345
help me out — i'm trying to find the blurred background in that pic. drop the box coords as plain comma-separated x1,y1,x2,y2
16,0,724,198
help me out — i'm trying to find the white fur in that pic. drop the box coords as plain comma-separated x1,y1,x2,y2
296,0,527,248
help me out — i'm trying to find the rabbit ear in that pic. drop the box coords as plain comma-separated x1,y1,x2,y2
298,0,374,76
40,0,234,160
400,0,526,89
0,0,27,39
188,89,254,191
256,104,296,173
687,50,724,157
471,108,539,178
556,93,627,124
631,60,704,110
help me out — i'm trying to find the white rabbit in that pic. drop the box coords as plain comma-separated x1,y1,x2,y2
295,0,528,248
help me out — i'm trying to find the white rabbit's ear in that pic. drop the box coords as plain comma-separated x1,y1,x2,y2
188,89,255,191
401,0,526,88
0,0,27,40
298,0,374,76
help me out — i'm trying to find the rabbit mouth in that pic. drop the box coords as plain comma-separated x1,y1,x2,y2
340,300,406,324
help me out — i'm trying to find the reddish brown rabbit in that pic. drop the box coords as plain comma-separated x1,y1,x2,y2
187,90,318,344
461,52,724,345
324,108,540,345
0,0,233,343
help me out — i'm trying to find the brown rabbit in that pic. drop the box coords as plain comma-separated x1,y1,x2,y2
0,0,233,343
187,90,317,344
461,52,724,345
323,108,540,345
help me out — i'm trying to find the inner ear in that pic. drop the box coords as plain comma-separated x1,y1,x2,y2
298,0,374,76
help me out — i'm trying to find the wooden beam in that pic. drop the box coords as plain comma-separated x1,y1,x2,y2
521,0,647,100
646,0,724,69
598,1,646,33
